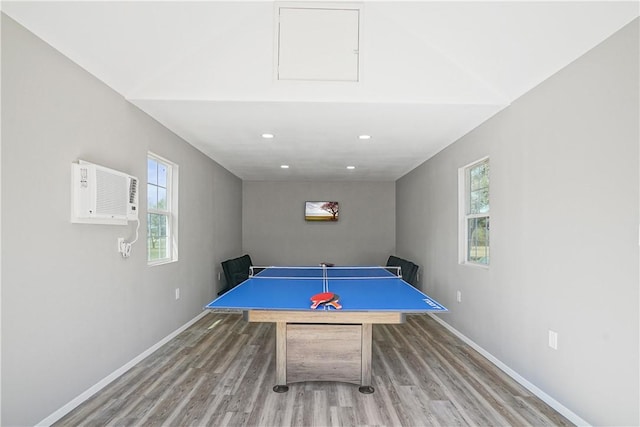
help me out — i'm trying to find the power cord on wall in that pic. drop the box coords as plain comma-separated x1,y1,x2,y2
118,218,140,258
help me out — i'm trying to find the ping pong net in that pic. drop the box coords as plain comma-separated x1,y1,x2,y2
248,265,402,280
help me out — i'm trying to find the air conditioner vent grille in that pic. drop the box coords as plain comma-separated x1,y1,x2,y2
96,168,128,216
129,178,138,204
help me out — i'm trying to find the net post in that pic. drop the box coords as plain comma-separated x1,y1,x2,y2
384,266,402,277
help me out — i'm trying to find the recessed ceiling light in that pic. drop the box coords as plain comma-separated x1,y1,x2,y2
346,166,356,170
358,135,371,140
262,133,274,139
280,165,289,169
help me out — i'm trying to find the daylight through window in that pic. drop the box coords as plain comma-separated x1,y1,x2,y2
460,158,490,266
147,153,178,264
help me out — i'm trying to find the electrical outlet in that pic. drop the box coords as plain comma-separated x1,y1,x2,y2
218,271,221,281
175,288,180,300
117,238,125,253
456,291,462,303
548,330,558,350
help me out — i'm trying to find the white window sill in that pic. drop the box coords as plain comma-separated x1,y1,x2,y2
460,261,490,270
148,259,178,267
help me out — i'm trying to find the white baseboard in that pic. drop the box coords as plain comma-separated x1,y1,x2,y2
36,311,209,427
428,313,591,427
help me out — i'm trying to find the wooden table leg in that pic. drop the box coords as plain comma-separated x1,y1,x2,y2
273,322,289,392
359,323,374,394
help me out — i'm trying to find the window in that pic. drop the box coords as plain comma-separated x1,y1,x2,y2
459,157,490,266
147,153,178,264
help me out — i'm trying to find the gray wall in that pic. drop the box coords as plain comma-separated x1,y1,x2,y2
397,19,639,426
243,181,395,266
1,15,242,426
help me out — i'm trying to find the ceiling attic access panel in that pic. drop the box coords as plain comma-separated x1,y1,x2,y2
276,5,361,82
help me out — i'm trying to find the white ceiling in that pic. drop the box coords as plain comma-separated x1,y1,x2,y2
3,1,638,181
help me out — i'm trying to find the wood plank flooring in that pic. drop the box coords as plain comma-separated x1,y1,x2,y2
54,313,573,427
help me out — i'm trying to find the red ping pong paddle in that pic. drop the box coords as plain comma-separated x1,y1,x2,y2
310,292,342,310
310,292,335,309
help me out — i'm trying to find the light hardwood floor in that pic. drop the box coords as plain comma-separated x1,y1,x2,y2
54,313,573,426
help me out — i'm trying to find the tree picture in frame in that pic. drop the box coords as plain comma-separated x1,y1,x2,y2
305,201,339,221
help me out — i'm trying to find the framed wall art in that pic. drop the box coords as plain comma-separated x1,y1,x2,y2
305,201,339,221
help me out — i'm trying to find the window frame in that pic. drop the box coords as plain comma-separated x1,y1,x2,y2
147,152,179,266
458,156,490,268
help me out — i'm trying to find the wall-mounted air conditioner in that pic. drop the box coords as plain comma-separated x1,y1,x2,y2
71,160,139,225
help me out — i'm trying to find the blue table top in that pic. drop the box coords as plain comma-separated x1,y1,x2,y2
206,266,447,313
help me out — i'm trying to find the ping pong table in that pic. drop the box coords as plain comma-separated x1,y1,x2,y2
205,265,447,393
